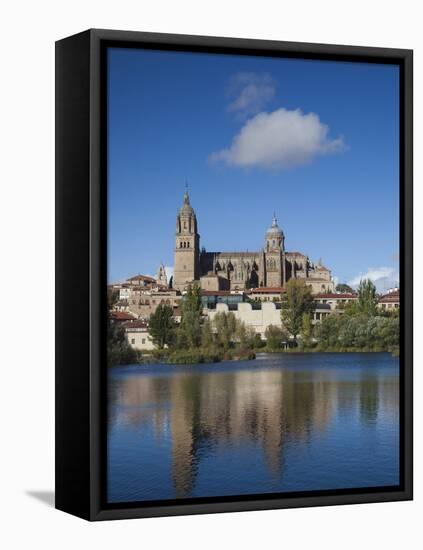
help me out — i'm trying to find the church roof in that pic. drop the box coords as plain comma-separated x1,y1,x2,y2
202,251,261,258
286,252,307,257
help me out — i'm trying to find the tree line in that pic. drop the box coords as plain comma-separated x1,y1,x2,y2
280,278,399,353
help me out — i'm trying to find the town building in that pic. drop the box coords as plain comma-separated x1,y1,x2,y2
173,190,335,293
378,289,400,311
126,274,157,287
313,293,358,311
124,287,182,319
123,320,155,352
109,311,137,323
247,287,286,302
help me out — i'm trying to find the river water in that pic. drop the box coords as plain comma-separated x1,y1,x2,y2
107,352,399,503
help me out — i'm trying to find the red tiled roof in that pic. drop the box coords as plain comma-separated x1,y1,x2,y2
379,291,400,303
314,293,357,299
110,311,137,321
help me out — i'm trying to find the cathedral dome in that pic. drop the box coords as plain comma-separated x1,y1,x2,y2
266,214,283,237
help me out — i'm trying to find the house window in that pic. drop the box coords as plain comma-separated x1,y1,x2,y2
142,338,145,344
131,338,135,345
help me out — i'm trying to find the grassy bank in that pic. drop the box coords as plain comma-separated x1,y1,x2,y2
161,348,256,365
115,344,399,367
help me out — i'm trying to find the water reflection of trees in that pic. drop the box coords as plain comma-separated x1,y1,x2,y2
108,366,398,497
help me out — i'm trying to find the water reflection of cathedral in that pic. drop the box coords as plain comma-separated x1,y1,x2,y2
108,367,398,498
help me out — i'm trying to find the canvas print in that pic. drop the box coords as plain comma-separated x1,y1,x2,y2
106,47,400,504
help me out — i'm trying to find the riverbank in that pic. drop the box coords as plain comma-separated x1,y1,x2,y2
125,344,399,367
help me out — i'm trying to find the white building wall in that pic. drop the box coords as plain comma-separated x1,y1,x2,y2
207,302,282,336
126,329,155,351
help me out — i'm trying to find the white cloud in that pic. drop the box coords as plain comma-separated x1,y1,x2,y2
210,108,345,170
227,73,276,117
348,267,399,292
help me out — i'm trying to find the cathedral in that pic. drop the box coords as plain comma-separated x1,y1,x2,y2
173,190,335,294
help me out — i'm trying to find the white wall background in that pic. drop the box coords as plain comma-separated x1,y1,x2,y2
0,1,420,548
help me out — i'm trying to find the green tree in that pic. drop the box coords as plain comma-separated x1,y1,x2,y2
281,279,315,340
107,287,119,309
336,283,354,294
213,311,238,350
236,320,256,350
107,322,138,367
300,312,313,348
201,319,215,349
264,324,288,350
178,283,203,349
357,279,378,316
314,311,399,352
148,304,175,349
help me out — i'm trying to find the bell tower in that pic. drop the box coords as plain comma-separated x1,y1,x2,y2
173,188,200,290
264,214,285,287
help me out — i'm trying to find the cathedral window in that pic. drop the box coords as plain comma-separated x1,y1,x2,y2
187,242,190,248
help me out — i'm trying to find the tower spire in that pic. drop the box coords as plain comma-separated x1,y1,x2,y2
183,180,190,205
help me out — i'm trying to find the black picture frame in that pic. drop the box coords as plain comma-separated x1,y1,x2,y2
55,28,413,521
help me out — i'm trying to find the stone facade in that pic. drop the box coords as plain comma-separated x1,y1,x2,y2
125,288,181,319
173,191,334,293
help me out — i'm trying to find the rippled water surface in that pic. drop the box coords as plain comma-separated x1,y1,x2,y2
107,352,399,503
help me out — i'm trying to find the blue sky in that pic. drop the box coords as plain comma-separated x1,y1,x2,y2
108,47,399,291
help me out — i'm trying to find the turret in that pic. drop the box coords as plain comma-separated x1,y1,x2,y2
265,213,285,252
173,188,200,290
